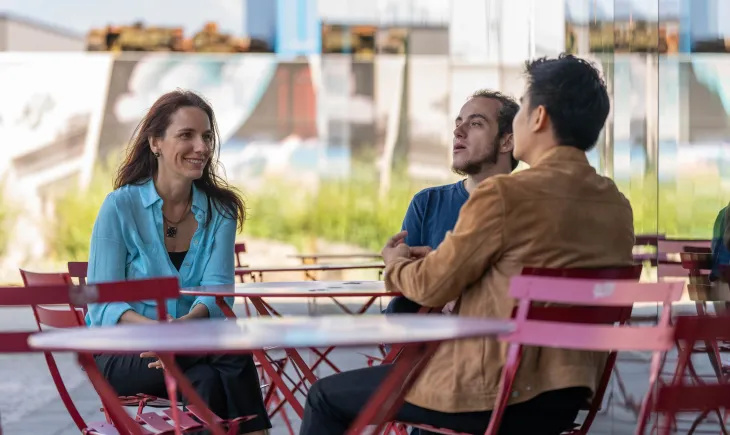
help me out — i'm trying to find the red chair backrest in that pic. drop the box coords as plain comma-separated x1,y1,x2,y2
4,277,181,330
658,238,712,254
678,251,713,275
683,246,711,254
484,267,679,435
522,264,642,279
505,275,683,351
19,270,85,328
234,243,247,268
67,262,88,285
519,265,643,324
657,239,712,279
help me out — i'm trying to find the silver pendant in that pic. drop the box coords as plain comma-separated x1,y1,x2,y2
166,226,178,238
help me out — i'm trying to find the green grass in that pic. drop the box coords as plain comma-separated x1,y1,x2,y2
49,167,113,261
242,169,421,252
46,165,730,261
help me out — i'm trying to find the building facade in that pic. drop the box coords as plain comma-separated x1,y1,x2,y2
0,14,84,51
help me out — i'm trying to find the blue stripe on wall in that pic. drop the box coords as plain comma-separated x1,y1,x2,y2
276,0,321,57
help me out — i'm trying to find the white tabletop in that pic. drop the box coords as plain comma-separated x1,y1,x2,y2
28,315,515,354
235,262,385,272
184,281,386,296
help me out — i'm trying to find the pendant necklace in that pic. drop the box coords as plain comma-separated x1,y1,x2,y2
163,197,191,238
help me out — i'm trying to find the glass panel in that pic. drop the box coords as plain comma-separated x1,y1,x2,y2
689,0,730,53
664,55,730,238
406,56,451,182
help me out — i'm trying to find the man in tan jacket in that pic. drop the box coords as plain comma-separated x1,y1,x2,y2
299,54,635,435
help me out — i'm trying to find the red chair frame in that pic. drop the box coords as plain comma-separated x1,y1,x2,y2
637,314,730,435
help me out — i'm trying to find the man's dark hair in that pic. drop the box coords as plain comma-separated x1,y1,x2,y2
470,89,520,170
523,53,610,152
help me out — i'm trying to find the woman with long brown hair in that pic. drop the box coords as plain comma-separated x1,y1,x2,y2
85,89,270,434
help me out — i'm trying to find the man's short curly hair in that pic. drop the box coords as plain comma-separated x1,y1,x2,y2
470,89,520,170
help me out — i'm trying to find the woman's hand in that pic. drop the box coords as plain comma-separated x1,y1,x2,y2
140,315,175,369
140,351,164,370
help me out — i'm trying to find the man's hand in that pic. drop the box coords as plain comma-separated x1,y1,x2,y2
382,231,433,264
382,231,412,264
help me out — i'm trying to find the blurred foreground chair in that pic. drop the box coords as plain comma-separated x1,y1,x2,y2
4,276,190,434
391,270,680,435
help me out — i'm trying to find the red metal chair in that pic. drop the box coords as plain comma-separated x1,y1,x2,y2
234,242,248,268
390,266,642,434
233,243,256,317
520,265,645,418
234,242,255,284
482,275,682,435
58,264,293,433
1,277,188,434
19,270,177,430
396,272,681,435
637,314,730,435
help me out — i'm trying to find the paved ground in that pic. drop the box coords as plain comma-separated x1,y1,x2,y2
1,299,726,435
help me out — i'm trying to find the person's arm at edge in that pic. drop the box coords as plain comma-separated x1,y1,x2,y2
723,205,730,250
87,195,151,325
384,180,504,307
191,213,237,319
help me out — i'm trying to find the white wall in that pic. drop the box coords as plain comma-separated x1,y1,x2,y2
450,0,565,65
316,0,450,25
2,19,84,51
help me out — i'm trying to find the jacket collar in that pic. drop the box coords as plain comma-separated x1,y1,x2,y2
531,145,590,168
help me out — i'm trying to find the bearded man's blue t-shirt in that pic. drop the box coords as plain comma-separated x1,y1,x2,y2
385,181,469,313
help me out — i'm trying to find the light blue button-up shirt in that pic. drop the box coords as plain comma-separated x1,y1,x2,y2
85,178,235,326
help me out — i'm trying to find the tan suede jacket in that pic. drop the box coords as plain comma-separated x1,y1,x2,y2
385,146,635,413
